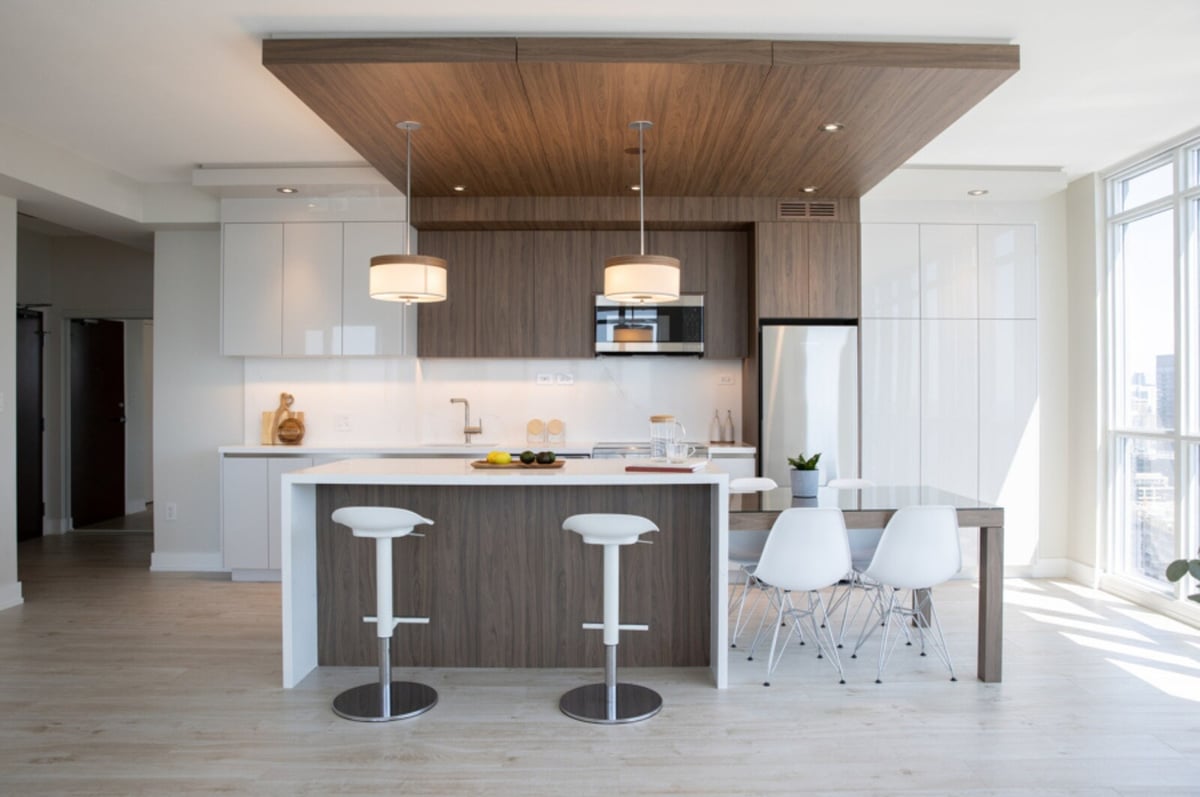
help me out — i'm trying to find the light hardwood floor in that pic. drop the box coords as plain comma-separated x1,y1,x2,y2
3,531,1199,796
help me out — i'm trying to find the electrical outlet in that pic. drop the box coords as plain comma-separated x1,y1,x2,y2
718,375,735,386
164,502,178,521
334,413,352,432
555,372,574,385
536,373,553,385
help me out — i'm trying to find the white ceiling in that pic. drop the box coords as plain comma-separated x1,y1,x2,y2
2,0,1199,228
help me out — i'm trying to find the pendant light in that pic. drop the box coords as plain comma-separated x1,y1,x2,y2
369,121,448,304
603,120,680,304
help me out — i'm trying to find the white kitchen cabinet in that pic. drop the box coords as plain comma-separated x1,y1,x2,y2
222,220,419,358
979,320,1038,560
282,223,343,356
222,455,312,576
861,223,920,319
222,223,283,356
222,457,269,570
861,319,921,486
978,224,1037,319
920,224,978,319
920,319,979,501
709,450,756,480
341,222,414,356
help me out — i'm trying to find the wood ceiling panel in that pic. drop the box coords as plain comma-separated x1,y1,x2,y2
263,37,1018,199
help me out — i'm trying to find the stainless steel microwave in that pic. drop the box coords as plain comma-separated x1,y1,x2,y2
594,294,704,355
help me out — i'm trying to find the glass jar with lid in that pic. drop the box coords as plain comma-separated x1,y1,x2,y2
649,414,685,461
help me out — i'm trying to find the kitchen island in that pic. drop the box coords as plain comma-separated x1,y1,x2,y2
281,458,731,689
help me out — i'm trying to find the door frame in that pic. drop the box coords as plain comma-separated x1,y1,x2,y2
60,310,152,529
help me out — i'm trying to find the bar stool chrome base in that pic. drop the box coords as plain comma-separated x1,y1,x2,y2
332,681,438,723
559,682,662,724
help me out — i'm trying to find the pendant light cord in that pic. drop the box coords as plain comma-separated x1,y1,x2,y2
638,122,646,256
404,125,412,256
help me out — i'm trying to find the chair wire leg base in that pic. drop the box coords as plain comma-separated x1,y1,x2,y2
332,638,438,722
560,644,662,724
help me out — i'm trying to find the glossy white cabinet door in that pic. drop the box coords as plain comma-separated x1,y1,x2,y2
861,319,921,486
222,223,283,356
221,457,269,569
920,319,979,500
341,222,412,356
282,223,343,356
267,457,313,570
920,225,977,319
861,223,920,319
978,224,1037,319
980,319,1038,561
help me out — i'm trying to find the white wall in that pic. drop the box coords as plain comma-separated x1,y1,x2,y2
16,231,153,531
0,196,22,610
860,196,1070,576
1065,175,1103,577
241,356,743,447
124,320,153,513
151,230,242,571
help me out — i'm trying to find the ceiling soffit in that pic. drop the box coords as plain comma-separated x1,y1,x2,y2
263,37,1018,199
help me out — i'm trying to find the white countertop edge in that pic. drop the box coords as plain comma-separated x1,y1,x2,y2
282,457,731,487
220,442,755,456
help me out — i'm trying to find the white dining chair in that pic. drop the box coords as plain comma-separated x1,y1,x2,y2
747,507,852,686
824,477,881,646
850,505,961,683
727,477,777,648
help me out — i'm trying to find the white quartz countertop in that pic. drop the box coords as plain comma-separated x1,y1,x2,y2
285,457,731,486
220,442,754,456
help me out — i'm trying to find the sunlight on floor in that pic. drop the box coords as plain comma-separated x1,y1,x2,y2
1111,606,1200,637
1108,659,1200,703
1020,610,1153,642
1002,589,1105,618
1061,632,1200,670
1049,579,1131,604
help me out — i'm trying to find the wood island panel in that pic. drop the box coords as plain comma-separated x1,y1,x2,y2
315,483,712,669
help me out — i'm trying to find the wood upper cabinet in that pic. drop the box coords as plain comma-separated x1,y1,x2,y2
417,230,477,357
705,230,749,359
646,230,707,293
533,231,594,358
754,222,860,319
473,231,536,357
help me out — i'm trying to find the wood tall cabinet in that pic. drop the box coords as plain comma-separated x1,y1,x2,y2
705,230,749,359
754,222,860,319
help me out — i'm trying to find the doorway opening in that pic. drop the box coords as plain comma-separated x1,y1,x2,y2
16,308,44,542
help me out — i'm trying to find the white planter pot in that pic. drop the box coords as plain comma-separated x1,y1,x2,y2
790,469,819,498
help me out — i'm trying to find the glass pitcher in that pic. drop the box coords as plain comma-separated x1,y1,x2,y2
649,414,686,461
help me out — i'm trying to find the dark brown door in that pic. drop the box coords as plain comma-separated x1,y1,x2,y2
16,310,43,541
70,319,125,527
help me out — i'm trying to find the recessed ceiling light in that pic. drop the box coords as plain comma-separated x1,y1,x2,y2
277,186,298,194
629,184,641,192
802,186,818,193
820,123,844,133
453,185,466,192
967,189,989,196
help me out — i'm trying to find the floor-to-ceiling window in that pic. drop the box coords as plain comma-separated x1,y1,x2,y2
1106,135,1199,609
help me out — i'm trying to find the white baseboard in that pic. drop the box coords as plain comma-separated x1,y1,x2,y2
150,551,225,572
231,569,281,583
42,517,70,535
125,499,148,515
1066,560,1098,587
0,581,25,611
1031,558,1071,578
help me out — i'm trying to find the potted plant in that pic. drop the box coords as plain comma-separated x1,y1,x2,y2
1166,549,1200,603
787,452,821,498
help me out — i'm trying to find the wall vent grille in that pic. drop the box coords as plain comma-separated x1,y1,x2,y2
776,200,840,220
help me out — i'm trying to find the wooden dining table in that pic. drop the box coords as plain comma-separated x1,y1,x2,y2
729,485,1005,683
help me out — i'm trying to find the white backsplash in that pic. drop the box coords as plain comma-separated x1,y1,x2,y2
243,357,743,446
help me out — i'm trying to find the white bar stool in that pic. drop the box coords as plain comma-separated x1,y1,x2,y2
329,506,438,722
560,513,663,724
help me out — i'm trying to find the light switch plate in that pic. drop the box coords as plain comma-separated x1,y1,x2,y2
536,373,553,385
555,373,574,385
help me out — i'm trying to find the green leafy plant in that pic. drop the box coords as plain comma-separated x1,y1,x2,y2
787,452,821,470
1166,551,1200,603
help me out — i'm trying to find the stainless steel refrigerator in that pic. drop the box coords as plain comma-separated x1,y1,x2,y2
759,323,859,488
